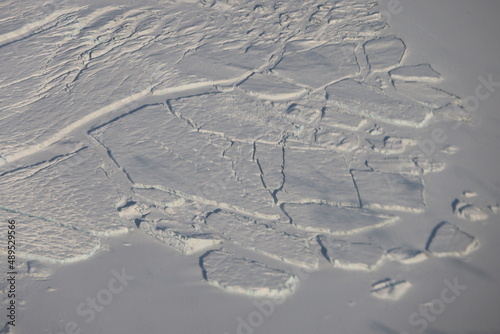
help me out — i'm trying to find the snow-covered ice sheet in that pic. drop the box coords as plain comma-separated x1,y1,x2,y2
363,36,406,71
0,146,126,236
426,222,479,257
283,203,397,235
277,148,359,206
326,79,432,127
0,215,100,263
370,278,411,300
273,41,359,88
352,169,425,212
1,0,499,332
205,211,319,270
317,236,386,271
90,104,281,220
389,64,442,82
200,250,299,299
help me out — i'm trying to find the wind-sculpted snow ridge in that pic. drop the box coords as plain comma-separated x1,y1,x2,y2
0,0,476,299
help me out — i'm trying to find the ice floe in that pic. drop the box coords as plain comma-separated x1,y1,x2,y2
426,222,479,257
318,236,385,271
200,251,299,298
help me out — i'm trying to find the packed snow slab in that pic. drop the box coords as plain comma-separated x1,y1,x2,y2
237,73,308,101
0,215,99,263
205,211,319,270
90,104,281,219
303,0,386,42
0,0,389,162
326,79,432,127
176,37,275,81
371,279,411,300
0,147,127,236
139,220,222,255
363,156,422,175
0,5,189,160
132,188,186,209
200,251,299,299
273,41,359,88
426,222,479,257
277,148,359,206
454,200,489,222
317,236,385,271
167,93,284,143
389,64,442,82
254,142,284,192
320,108,368,132
358,151,444,176
363,36,406,71
392,81,459,109
351,170,425,213
370,136,418,155
386,247,428,264
283,203,397,235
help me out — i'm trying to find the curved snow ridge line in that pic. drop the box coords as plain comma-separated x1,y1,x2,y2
0,80,232,166
134,183,281,221
0,7,88,47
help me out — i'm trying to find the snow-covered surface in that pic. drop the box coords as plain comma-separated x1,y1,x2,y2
426,221,479,257
1,0,499,333
370,278,412,300
200,250,299,299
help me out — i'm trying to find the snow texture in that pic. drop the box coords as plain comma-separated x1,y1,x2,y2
200,251,299,299
426,222,479,257
318,236,386,271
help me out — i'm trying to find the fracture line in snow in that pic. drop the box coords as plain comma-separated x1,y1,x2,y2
0,78,254,166
0,7,87,47
133,183,281,221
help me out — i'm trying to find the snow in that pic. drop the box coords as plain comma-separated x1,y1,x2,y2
454,200,490,222
200,251,299,299
389,64,442,82
318,236,386,271
386,247,428,265
326,78,432,127
277,148,359,206
351,170,425,213
1,0,499,332
273,41,359,88
205,211,319,270
363,36,406,71
0,215,100,263
0,146,127,236
426,222,479,257
283,203,397,236
392,80,459,109
370,278,411,300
